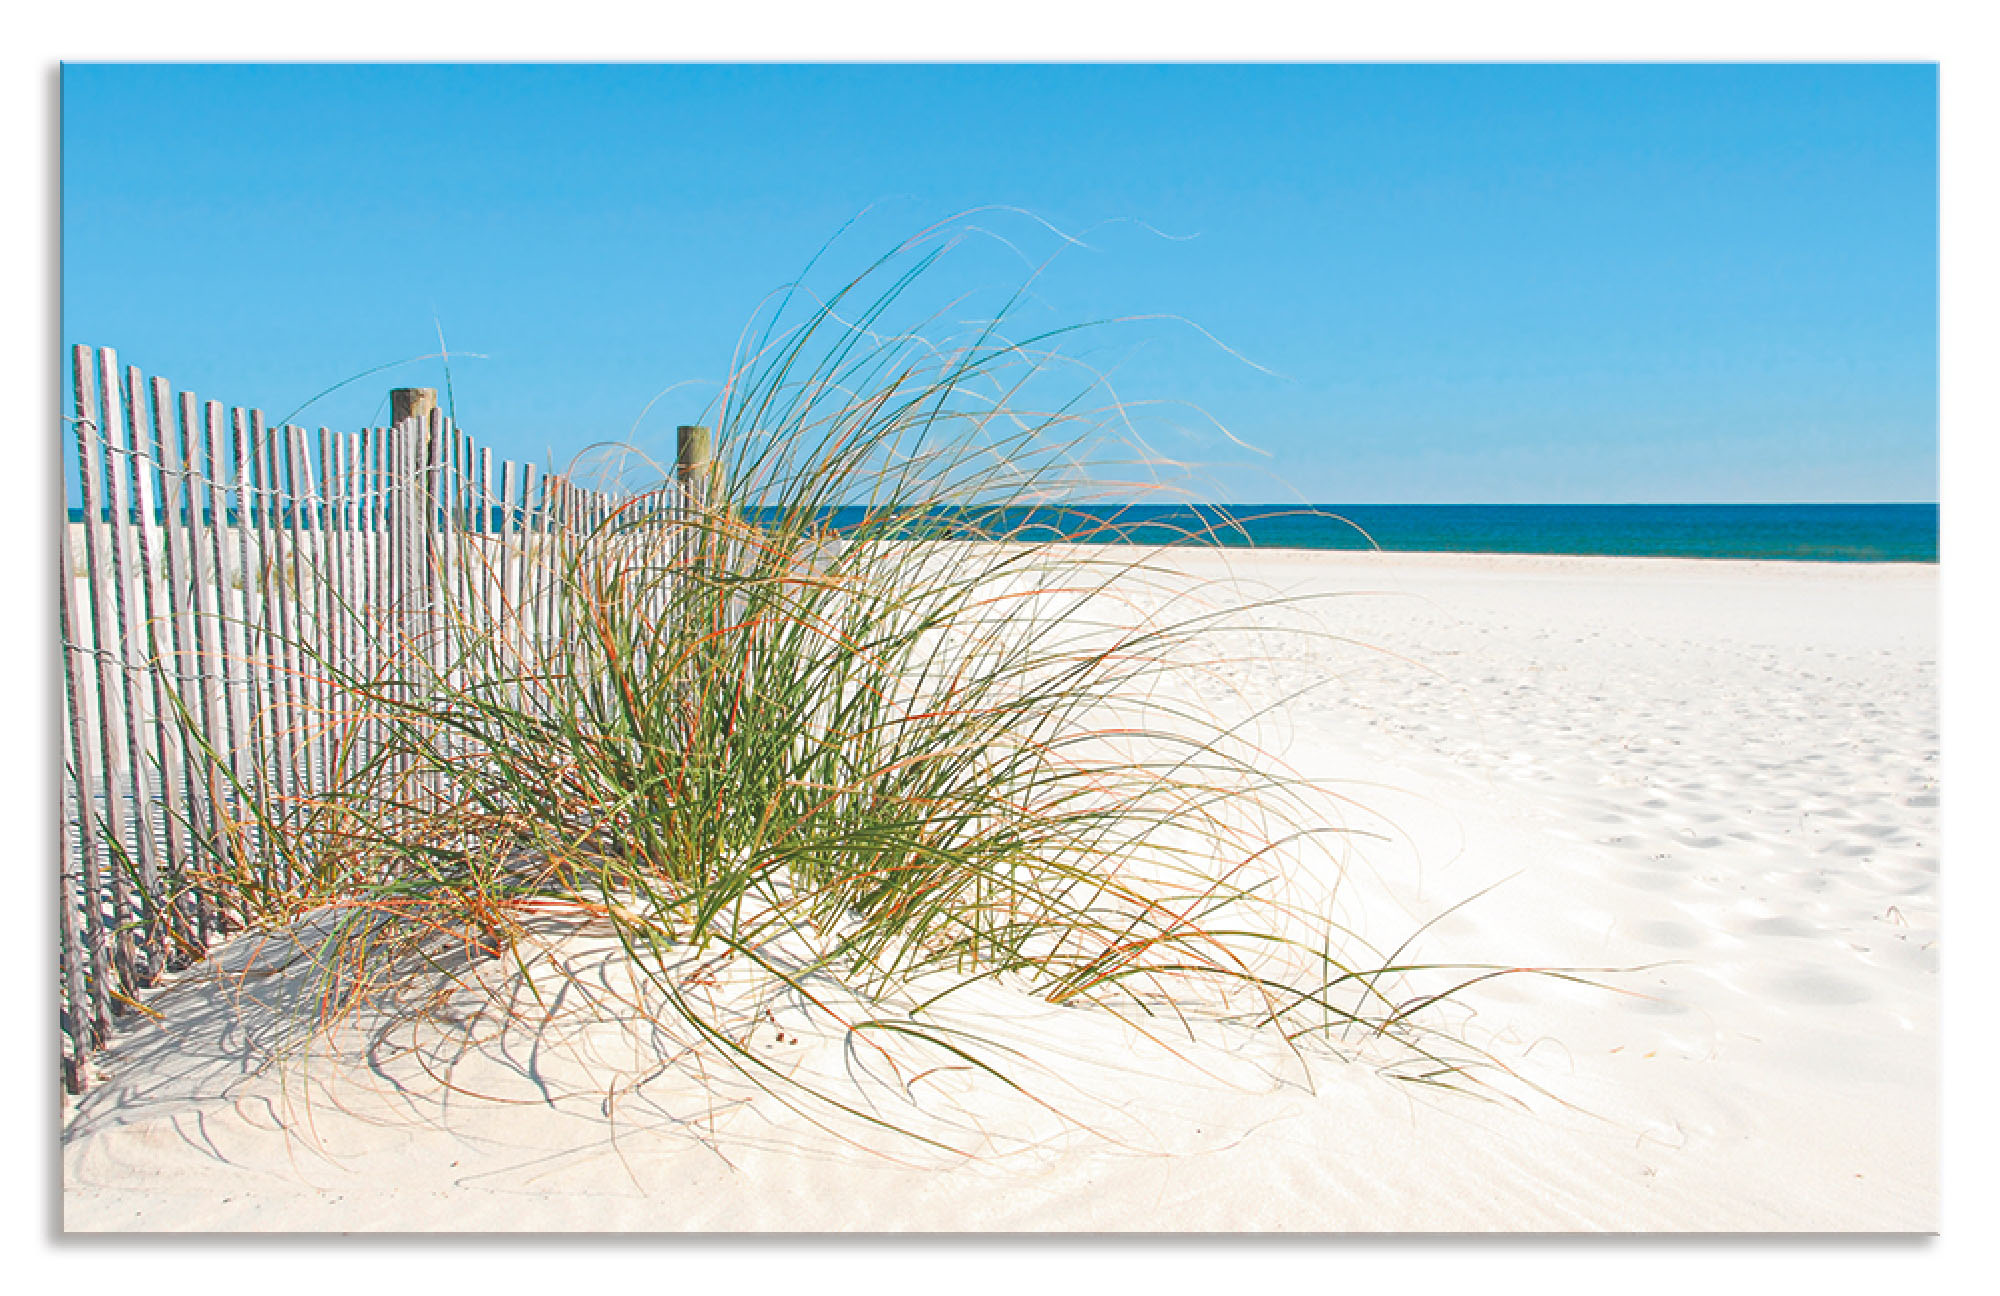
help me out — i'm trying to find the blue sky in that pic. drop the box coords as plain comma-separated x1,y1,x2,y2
60,63,1938,503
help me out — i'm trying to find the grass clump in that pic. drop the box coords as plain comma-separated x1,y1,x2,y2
215,226,1531,1156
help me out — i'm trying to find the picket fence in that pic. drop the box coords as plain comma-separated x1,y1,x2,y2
55,344,694,1093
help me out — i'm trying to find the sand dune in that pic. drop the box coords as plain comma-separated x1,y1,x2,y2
61,550,1938,1231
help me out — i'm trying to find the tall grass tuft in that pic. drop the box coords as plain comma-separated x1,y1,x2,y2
203,228,1544,1155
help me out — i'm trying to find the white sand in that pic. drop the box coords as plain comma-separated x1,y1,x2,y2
60,550,1939,1232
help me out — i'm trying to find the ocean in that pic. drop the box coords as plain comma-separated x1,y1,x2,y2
893,502,1940,563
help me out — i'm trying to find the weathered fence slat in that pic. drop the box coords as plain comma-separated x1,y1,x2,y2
427,411,449,684
106,355,175,983
357,428,382,767
260,416,306,851
173,389,223,944
147,374,208,951
325,428,358,796
281,423,320,818
477,444,497,641
194,399,244,925
58,453,113,1054
75,348,143,994
229,406,274,884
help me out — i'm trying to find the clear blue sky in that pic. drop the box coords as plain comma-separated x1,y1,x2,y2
60,64,1938,504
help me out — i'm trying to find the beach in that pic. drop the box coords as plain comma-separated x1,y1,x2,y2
60,547,1939,1232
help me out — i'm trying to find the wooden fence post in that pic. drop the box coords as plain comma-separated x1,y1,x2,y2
391,388,438,430
676,425,713,500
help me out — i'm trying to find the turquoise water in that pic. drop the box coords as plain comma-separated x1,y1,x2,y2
70,502,1941,563
888,502,1940,563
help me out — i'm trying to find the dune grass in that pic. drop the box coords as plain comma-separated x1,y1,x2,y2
169,229,1551,1155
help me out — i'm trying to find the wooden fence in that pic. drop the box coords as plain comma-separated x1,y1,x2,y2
56,344,703,1094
